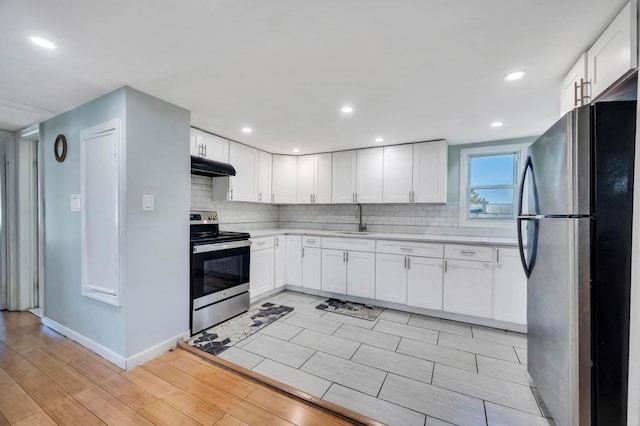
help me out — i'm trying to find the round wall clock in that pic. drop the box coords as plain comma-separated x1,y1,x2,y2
54,134,67,162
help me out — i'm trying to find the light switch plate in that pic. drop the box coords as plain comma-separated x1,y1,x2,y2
70,194,81,212
142,194,155,211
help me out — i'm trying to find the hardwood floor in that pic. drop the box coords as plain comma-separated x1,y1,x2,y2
0,311,360,425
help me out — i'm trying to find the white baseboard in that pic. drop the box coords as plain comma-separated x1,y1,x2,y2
42,316,189,370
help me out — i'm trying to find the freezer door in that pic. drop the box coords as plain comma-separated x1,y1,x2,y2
527,217,591,426
525,106,591,216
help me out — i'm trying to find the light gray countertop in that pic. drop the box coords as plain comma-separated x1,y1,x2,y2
245,228,520,246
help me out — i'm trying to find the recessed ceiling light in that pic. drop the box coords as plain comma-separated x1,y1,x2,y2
504,71,526,81
241,127,252,133
292,148,300,153
375,137,384,143
341,106,354,113
30,36,55,49
491,121,504,128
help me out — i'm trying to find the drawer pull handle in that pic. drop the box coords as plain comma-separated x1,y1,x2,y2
257,242,266,245
460,251,476,255
400,248,413,252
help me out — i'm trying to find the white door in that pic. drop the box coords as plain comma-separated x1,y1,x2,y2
286,235,302,286
375,253,407,304
200,132,230,163
229,142,258,202
257,151,272,203
407,256,444,310
250,248,275,299
314,153,332,203
332,150,357,203
356,148,383,203
297,155,315,204
560,53,588,116
346,251,375,299
302,247,322,290
273,155,298,203
493,248,527,324
443,259,493,318
587,2,636,100
321,249,347,294
412,140,448,203
274,235,287,288
383,144,413,203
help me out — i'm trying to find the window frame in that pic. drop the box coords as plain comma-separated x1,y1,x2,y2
459,143,530,228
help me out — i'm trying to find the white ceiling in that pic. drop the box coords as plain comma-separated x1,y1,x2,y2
0,0,628,153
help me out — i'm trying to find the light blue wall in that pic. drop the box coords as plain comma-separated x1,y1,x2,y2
447,136,538,202
124,88,190,357
41,88,127,355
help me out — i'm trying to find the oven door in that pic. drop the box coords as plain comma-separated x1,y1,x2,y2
191,240,250,307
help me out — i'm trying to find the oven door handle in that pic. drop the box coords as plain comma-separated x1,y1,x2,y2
193,240,252,254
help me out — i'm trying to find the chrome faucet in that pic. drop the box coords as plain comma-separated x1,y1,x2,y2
356,204,367,232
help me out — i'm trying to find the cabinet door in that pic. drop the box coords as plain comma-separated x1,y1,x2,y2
302,247,322,290
346,251,375,299
587,1,637,100
383,145,413,203
190,128,199,156
332,150,357,203
560,53,587,117
321,249,347,294
356,148,383,203
286,235,302,286
229,142,258,202
314,153,332,203
257,151,272,203
274,235,287,288
250,248,275,299
443,259,493,318
407,256,444,310
375,253,407,304
273,155,298,203
493,248,527,324
412,141,448,203
200,132,230,163
297,155,315,203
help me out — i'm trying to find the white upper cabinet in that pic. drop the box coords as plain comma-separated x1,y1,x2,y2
190,128,229,163
272,155,298,203
229,142,258,202
298,153,333,204
257,151,272,203
383,144,413,203
412,140,448,203
297,155,315,203
587,1,637,101
332,150,357,204
560,53,588,117
356,147,384,203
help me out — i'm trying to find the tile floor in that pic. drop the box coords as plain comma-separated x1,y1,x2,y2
217,290,554,426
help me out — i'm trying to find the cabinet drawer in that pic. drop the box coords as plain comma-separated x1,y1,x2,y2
303,235,322,248
250,236,274,251
445,244,493,262
322,237,375,252
376,240,443,258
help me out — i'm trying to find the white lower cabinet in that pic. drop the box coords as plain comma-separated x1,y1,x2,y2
407,256,444,310
286,235,302,287
375,253,407,304
321,249,347,294
250,239,275,299
274,235,287,289
302,247,322,290
346,251,375,298
493,248,527,325
443,259,493,318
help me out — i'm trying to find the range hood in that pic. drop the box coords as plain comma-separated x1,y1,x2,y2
191,156,236,177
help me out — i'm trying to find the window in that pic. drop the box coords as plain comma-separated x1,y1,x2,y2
459,144,529,227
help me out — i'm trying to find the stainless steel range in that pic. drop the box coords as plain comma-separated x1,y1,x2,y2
190,211,251,335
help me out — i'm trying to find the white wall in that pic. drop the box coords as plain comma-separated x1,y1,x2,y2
123,88,190,358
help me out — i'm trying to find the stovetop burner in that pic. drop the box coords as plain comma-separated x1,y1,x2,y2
190,211,250,244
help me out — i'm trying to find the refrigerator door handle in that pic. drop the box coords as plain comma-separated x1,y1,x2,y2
517,155,538,278
518,155,533,216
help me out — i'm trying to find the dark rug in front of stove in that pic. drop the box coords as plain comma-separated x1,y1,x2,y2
188,302,294,356
315,298,383,321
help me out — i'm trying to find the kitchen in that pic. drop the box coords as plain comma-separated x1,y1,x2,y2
1,1,640,425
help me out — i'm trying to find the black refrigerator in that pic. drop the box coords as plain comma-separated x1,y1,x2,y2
517,101,636,425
